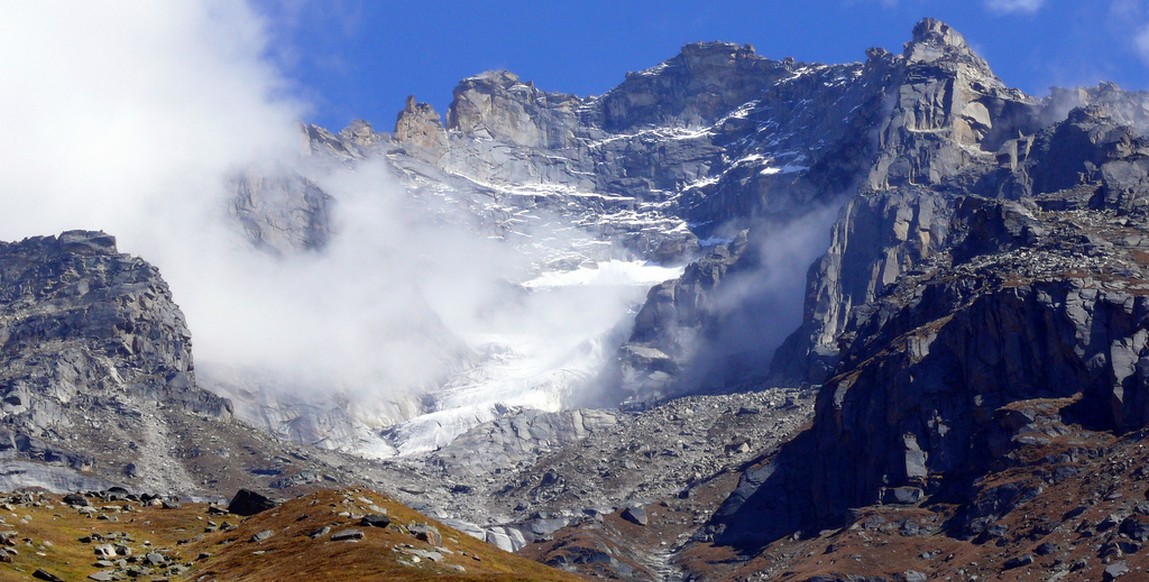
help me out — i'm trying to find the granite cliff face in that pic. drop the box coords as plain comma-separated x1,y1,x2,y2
807,103,1149,503
0,231,354,496
767,20,1147,386
233,172,333,254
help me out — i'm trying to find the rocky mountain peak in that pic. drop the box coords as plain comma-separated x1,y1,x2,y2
676,41,761,67
56,229,119,254
338,119,380,148
445,69,582,148
906,18,969,58
601,41,793,131
393,96,448,162
862,19,1036,192
902,17,999,86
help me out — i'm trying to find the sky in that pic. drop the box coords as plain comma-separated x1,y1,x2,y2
255,0,1149,132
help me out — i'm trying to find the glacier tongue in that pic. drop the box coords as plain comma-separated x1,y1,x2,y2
521,260,686,289
386,261,684,456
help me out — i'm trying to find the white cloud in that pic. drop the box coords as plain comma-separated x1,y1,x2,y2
1136,23,1149,64
0,0,667,440
984,0,1046,14
0,2,302,240
0,2,470,410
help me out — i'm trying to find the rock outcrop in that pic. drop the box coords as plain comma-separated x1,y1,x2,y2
0,231,352,495
599,42,792,131
393,96,449,162
0,231,229,422
0,231,222,489
447,70,582,150
772,188,952,382
866,18,1040,191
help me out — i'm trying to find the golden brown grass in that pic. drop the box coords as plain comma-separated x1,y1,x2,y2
0,488,585,582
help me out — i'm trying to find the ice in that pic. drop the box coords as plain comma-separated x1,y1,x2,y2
635,61,670,77
522,260,683,289
760,164,809,175
385,260,685,456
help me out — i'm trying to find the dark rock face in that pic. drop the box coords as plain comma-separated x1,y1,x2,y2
762,19,1051,385
772,188,952,383
611,233,752,401
713,90,1149,548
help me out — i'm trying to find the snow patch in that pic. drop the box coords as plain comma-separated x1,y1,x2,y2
521,260,684,289
760,164,808,175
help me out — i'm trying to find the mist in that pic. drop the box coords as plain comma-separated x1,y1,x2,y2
680,206,841,393
0,7,435,390
0,2,684,454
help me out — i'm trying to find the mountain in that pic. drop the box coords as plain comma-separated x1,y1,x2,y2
6,15,1149,582
215,30,902,454
349,17,1149,580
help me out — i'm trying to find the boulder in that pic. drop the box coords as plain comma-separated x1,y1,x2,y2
1105,561,1130,580
360,514,390,528
621,506,649,526
62,493,89,507
32,570,65,582
880,487,923,506
409,523,441,545
227,489,277,516
331,529,364,542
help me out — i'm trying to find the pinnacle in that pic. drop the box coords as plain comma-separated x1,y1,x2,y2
903,17,994,72
909,17,968,50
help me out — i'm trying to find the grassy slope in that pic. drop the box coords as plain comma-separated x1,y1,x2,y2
0,488,584,582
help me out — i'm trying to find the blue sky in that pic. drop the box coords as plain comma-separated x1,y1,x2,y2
253,1,1147,131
